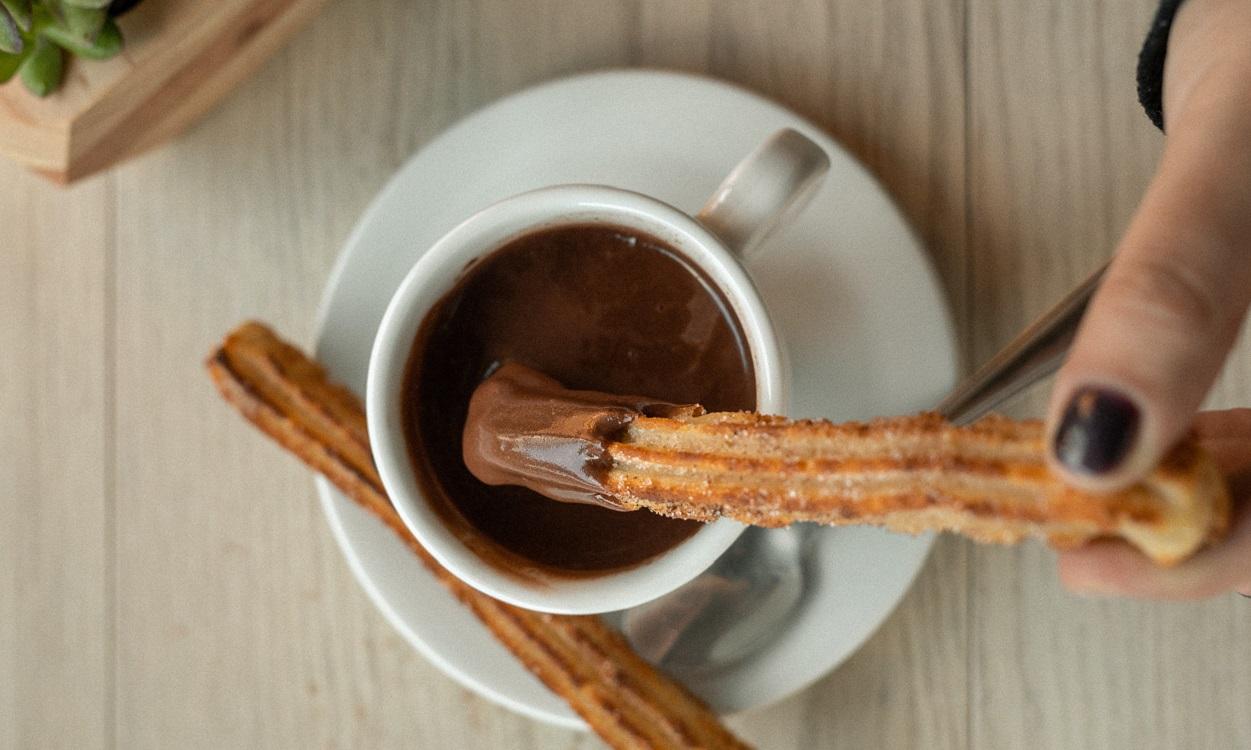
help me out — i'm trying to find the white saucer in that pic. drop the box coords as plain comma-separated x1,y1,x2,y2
313,70,958,729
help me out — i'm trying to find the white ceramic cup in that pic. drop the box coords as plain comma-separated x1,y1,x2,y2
368,129,830,614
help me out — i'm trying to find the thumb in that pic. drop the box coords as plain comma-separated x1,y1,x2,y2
1047,100,1251,491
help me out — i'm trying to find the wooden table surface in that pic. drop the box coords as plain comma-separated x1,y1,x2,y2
4,1,1249,748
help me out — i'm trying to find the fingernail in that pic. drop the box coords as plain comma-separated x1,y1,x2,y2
1053,387,1140,475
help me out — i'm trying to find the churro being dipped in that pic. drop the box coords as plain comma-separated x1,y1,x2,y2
464,363,1231,566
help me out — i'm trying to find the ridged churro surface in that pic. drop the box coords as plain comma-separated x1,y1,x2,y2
601,411,1229,565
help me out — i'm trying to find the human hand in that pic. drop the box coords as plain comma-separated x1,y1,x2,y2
1046,0,1251,598
1059,409,1251,598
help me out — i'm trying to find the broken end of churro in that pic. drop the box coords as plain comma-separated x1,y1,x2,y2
1111,436,1231,565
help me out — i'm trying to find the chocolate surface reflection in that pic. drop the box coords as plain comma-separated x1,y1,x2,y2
463,362,703,508
403,223,755,577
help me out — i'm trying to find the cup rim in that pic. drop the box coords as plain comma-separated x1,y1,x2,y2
366,184,787,614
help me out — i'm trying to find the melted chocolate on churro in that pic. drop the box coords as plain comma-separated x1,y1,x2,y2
402,224,754,577
463,362,702,507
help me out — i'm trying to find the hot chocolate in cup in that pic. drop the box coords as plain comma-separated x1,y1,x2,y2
367,129,829,615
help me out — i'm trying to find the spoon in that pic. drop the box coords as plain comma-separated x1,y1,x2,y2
623,263,1107,671
622,524,814,671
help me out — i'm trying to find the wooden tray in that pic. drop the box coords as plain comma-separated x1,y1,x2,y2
0,0,327,184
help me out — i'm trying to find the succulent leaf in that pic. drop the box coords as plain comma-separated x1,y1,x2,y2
1,0,32,32
19,34,62,96
1,0,131,93
0,5,23,54
0,49,21,82
63,4,105,36
42,14,120,58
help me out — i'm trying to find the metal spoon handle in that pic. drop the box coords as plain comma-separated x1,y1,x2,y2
936,262,1107,425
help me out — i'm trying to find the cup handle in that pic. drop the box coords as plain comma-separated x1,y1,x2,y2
696,129,831,259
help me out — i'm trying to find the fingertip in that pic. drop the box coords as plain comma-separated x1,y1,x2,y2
1043,218,1245,491
1057,540,1144,596
1058,537,1241,600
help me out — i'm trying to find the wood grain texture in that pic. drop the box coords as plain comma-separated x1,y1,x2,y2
0,162,110,749
4,0,1251,747
968,1,1251,749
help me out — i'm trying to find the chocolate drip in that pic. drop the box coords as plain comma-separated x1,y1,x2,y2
463,362,702,508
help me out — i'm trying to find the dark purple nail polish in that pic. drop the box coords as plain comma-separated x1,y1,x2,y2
1053,387,1140,475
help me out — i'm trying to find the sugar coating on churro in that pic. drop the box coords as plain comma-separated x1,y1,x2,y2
466,364,1230,566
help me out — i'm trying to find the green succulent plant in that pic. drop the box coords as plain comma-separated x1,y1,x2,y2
0,0,126,97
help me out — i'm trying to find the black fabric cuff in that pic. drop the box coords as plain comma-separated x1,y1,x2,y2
1138,0,1188,131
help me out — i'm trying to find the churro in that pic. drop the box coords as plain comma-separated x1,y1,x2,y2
207,323,749,750
466,363,1230,566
